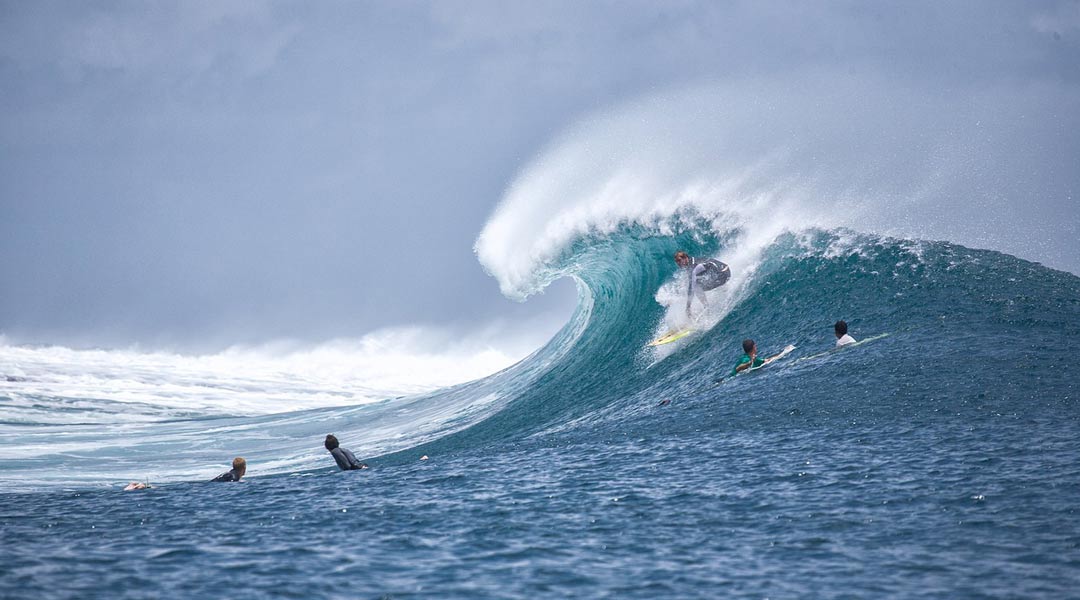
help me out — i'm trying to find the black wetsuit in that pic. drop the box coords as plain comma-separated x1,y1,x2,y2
330,447,368,471
210,468,243,482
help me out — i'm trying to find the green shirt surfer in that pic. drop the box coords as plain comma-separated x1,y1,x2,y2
732,352,766,375
730,339,790,376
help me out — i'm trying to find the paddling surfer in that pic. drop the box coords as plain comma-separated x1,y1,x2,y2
210,457,246,482
834,320,857,347
731,339,791,376
325,434,368,471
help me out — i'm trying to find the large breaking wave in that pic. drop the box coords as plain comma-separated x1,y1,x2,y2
2,74,1078,491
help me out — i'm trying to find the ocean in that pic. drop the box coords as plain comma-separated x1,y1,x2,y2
2,224,1078,598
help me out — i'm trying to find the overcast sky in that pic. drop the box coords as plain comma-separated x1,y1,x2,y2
1,1,1078,350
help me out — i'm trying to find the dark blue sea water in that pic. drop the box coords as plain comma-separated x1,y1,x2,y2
2,229,1079,598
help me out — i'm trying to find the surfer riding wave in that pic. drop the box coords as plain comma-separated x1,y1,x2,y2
674,251,730,318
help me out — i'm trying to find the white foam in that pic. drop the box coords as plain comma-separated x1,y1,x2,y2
0,323,551,423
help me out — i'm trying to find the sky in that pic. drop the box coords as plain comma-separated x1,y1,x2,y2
1,1,1078,351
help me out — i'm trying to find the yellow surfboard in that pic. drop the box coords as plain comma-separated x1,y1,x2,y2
648,329,694,347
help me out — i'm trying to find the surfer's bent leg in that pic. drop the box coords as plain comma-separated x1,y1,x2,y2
694,285,707,309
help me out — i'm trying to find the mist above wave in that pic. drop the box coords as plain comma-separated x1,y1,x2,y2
475,72,1080,300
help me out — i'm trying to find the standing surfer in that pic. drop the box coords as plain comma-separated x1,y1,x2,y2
674,251,730,318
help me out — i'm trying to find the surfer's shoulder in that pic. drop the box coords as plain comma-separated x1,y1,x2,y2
210,457,246,482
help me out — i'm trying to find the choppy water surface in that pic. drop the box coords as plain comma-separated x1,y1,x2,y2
4,408,1079,598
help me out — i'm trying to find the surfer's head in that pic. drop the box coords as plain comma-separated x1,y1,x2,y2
324,434,340,451
742,339,756,355
232,457,246,478
674,251,691,268
834,320,848,338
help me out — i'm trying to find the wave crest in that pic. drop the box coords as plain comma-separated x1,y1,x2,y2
475,73,1080,299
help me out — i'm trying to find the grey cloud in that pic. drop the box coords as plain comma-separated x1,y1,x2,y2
1031,1,1080,35
0,1,289,80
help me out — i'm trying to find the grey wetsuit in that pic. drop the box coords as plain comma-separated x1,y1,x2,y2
330,447,368,471
687,257,731,309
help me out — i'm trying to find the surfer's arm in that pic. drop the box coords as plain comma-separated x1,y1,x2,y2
763,345,795,364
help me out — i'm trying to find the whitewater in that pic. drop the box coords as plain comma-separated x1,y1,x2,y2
2,77,1079,598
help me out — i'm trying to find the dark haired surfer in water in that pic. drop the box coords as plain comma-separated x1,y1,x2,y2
674,251,731,318
834,320,857,347
325,434,368,471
